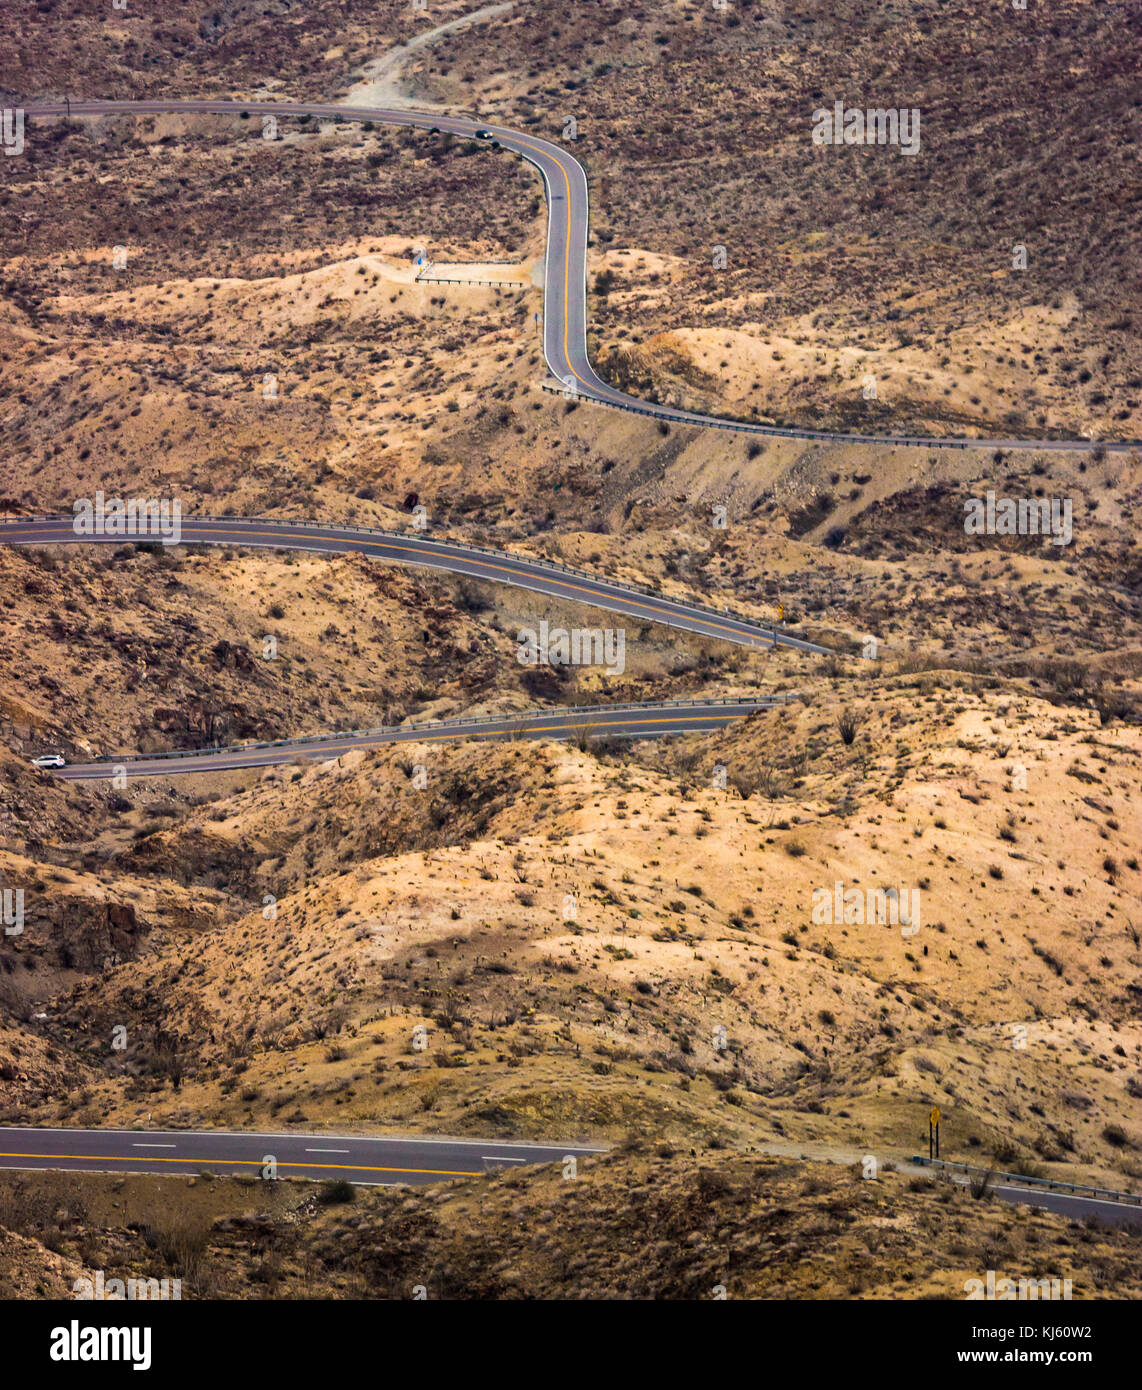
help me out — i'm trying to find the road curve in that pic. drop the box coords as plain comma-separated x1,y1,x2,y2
51,698,795,780
20,97,1140,455
0,1124,605,1187
0,515,834,655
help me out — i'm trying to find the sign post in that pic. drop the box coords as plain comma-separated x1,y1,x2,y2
929,1105,941,1160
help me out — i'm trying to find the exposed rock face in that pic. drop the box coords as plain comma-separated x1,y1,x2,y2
210,639,255,673
54,898,145,974
81,900,143,972
0,896,145,980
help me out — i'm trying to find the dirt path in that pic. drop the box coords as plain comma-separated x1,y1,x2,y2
341,2,515,111
751,1137,925,1171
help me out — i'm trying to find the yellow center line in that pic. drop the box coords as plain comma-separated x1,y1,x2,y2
2,117,794,649
0,1150,473,1177
0,525,773,645
79,712,747,774
160,714,743,764
512,134,587,394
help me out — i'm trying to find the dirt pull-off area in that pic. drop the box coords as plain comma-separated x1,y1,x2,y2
342,4,517,111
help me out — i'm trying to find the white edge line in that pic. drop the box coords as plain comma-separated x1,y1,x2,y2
0,1125,609,1152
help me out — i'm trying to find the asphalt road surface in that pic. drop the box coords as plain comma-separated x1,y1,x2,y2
0,515,832,655
21,98,1139,455
51,698,794,780
0,1125,605,1187
3,1125,1137,1224
990,1184,1142,1231
16,93,1134,1224
905,1158,1142,1231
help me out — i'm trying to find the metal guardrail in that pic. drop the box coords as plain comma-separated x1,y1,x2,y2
415,265,525,289
25,101,1135,456
67,694,799,766
537,378,983,447
0,514,839,654
538,381,1093,451
911,1156,1142,1207
536,380,1123,453
415,277,523,288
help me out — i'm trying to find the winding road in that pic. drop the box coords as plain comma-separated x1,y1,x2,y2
2,37,1138,1235
0,518,814,777
20,97,1140,454
0,515,829,653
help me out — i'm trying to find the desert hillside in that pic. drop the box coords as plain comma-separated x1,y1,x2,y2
393,0,1142,440
4,672,1141,1201
0,0,1139,1305
3,1149,1141,1300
